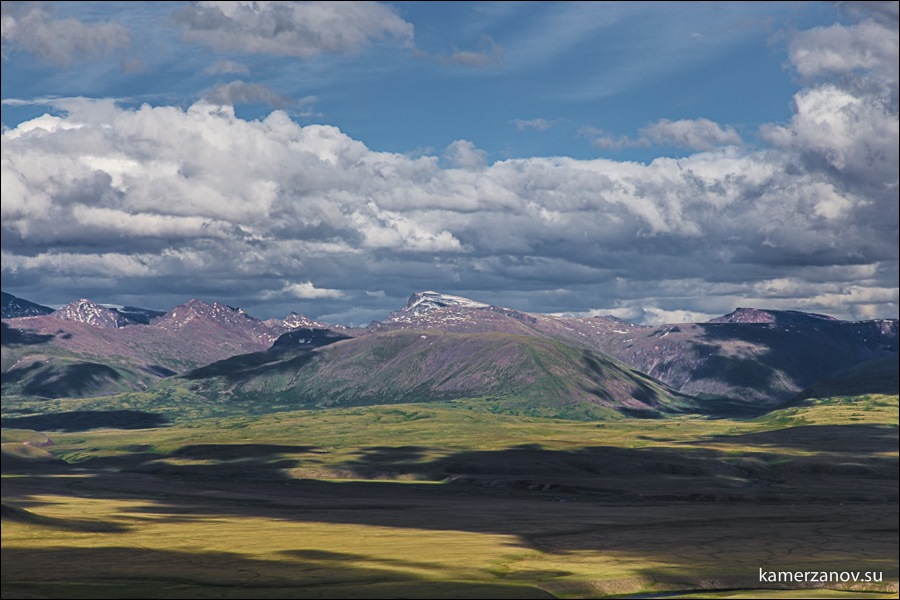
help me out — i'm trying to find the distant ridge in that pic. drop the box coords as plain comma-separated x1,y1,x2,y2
1,295,342,400
1,292,53,319
709,307,838,325
3,289,897,410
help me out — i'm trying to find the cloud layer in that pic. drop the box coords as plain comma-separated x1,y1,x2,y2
1,4,897,325
584,118,743,151
173,1,413,57
1,2,131,65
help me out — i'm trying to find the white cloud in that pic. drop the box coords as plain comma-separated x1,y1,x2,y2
1,250,157,277
174,1,414,57
789,20,898,83
202,80,290,107
1,2,131,65
579,126,646,150
581,119,742,151
640,307,719,326
760,85,898,181
2,6,897,329
639,118,743,150
281,281,344,299
442,139,487,170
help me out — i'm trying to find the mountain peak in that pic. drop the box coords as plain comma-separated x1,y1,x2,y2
708,307,838,325
51,299,129,328
379,291,492,325
158,299,251,327
1,291,54,319
404,291,490,313
281,312,330,330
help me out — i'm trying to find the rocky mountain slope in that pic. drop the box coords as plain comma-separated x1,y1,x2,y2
163,328,700,419
3,289,896,412
367,293,898,407
1,292,53,319
2,297,340,399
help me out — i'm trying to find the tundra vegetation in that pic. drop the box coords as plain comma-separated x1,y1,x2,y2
2,393,897,598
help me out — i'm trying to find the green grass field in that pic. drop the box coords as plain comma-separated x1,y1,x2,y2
2,394,898,598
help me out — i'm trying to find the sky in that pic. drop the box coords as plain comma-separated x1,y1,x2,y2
1,1,898,326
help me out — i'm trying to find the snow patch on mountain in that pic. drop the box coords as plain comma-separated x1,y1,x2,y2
51,299,129,328
384,291,491,324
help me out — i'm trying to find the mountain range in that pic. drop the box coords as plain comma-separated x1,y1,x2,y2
2,290,896,418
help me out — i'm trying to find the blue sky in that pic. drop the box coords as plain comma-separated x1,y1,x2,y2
3,2,837,161
1,1,898,324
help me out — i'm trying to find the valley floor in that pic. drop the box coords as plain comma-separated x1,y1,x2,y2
2,396,898,599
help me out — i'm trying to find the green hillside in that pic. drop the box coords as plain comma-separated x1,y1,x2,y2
160,330,699,419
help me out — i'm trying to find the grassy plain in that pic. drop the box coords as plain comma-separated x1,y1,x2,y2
2,394,898,598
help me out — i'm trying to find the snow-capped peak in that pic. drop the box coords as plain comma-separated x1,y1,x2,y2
282,312,328,330
405,291,490,313
156,299,255,328
51,299,129,328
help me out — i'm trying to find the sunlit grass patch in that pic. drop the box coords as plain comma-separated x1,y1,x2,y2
3,394,897,598
3,493,548,598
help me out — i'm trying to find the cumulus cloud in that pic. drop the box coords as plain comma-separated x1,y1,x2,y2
1,2,131,65
838,1,900,26
441,139,487,170
789,20,898,82
173,1,414,57
278,281,344,299
761,84,898,182
639,118,743,150
1,9,896,323
2,93,895,322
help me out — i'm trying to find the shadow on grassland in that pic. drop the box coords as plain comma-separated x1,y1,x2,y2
0,546,553,599
4,422,895,496
2,426,897,598
5,423,894,504
693,423,899,454
0,410,170,432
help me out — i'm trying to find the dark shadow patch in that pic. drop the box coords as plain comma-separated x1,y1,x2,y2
0,546,553,599
688,340,778,392
181,348,316,382
181,329,350,383
696,424,899,454
350,446,428,465
692,321,898,402
1,410,169,432
271,328,351,350
143,364,178,377
617,407,662,419
0,322,54,346
1,362,43,386
172,444,320,460
21,362,122,398
791,354,900,403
